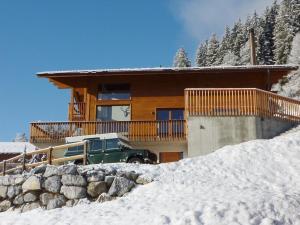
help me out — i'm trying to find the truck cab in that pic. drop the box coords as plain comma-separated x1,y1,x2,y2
64,133,157,164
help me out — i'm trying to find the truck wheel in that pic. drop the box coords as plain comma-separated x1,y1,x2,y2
128,157,143,164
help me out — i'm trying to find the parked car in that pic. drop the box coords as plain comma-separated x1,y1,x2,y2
64,133,157,164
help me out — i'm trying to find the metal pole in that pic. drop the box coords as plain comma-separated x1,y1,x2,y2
83,141,88,165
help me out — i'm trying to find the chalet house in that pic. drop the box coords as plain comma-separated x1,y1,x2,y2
30,65,300,163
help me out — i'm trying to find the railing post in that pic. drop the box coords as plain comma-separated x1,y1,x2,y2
83,141,88,166
47,147,53,165
3,160,6,176
22,146,27,172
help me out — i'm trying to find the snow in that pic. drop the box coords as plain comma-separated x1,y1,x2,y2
37,65,298,76
0,142,36,154
1,132,300,225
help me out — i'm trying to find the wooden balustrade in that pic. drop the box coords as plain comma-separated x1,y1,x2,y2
30,120,186,143
185,88,300,122
69,102,86,121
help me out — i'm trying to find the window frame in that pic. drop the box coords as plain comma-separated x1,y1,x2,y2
98,83,131,100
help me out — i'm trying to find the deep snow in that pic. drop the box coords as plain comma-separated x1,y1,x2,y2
0,142,36,154
0,131,299,225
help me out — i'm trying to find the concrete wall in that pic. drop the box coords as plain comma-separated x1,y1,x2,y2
187,116,296,157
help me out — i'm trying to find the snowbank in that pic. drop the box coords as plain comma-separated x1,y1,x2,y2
0,132,299,225
0,143,36,154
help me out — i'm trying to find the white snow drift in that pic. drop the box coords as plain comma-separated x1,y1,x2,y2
0,131,299,225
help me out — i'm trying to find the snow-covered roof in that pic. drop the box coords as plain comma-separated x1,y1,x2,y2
0,142,37,154
37,65,298,76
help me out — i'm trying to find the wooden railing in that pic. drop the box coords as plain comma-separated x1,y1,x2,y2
185,88,300,122
69,102,86,121
30,120,186,143
0,141,88,176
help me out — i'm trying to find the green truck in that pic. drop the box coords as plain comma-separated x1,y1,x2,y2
64,133,157,164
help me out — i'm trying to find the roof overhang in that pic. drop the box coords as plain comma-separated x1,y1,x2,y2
36,65,298,88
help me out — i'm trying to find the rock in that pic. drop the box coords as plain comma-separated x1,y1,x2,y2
86,171,104,182
44,176,61,193
60,186,86,199
30,165,47,175
13,194,24,205
117,171,139,182
97,193,115,203
65,199,78,207
22,176,41,192
108,177,135,197
104,176,115,188
61,175,86,187
0,200,11,212
47,195,66,210
44,165,59,178
23,192,38,203
104,168,117,176
7,185,22,199
58,165,78,175
87,181,107,198
136,174,153,185
21,202,40,213
14,176,25,185
40,193,55,206
77,198,91,205
0,186,8,199
0,176,13,186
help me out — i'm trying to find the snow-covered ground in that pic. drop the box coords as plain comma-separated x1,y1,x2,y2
0,131,300,225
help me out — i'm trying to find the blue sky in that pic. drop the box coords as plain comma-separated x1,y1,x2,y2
0,0,274,141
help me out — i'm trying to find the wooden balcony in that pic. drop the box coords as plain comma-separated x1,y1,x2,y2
185,88,300,122
30,120,186,143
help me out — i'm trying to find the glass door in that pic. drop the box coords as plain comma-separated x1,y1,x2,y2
156,109,184,138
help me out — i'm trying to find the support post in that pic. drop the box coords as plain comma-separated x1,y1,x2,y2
3,160,6,176
83,141,88,166
22,146,27,172
48,147,53,165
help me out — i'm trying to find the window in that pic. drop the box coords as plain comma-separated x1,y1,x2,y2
98,84,130,100
96,105,130,121
106,138,119,150
89,139,103,152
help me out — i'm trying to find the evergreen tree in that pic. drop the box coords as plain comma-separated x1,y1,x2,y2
195,40,208,67
222,51,239,66
218,26,232,64
173,48,191,67
206,34,220,66
13,133,27,142
274,0,295,64
288,32,300,64
239,42,251,65
230,19,244,63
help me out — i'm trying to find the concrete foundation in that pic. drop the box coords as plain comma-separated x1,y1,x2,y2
187,116,297,157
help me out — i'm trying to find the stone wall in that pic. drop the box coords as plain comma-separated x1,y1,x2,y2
0,164,152,213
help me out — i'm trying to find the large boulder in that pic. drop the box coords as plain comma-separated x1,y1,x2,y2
46,195,66,210
61,175,86,187
22,176,41,192
136,174,153,185
58,165,78,175
60,186,86,199
0,186,7,199
117,171,139,182
40,193,55,206
30,165,47,175
23,192,38,203
104,176,115,188
13,194,24,205
43,165,59,178
87,181,107,198
86,171,105,182
44,176,61,193
0,200,11,212
7,185,22,199
108,177,135,197
21,202,40,213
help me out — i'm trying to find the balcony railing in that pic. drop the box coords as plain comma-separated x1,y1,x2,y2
185,88,300,122
69,102,86,121
30,120,186,143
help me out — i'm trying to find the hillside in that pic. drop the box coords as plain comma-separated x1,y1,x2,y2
0,131,299,225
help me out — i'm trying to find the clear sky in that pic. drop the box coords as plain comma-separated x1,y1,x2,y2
0,0,274,141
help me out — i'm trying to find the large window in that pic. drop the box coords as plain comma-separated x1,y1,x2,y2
96,105,131,121
98,84,130,100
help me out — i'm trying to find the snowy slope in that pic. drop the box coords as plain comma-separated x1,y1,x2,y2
0,133,300,225
0,142,36,154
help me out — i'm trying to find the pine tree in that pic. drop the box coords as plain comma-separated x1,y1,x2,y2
13,133,27,142
239,42,251,65
222,51,239,66
195,41,208,67
218,26,232,64
230,19,245,63
288,32,300,64
173,48,191,67
274,0,295,64
206,34,220,66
